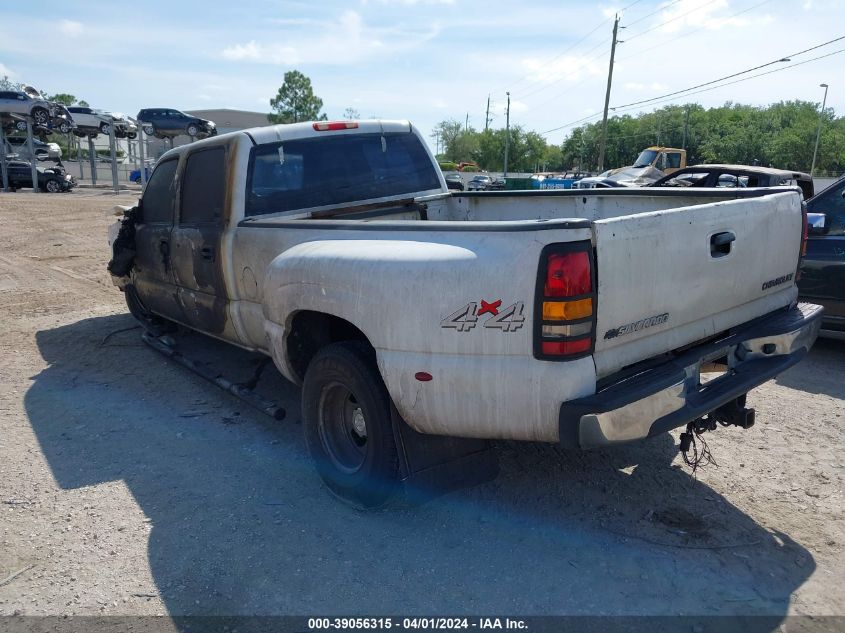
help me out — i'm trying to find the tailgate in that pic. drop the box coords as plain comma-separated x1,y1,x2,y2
592,191,802,378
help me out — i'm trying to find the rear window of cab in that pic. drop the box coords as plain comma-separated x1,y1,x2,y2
245,132,441,217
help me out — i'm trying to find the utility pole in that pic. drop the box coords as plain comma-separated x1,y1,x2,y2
465,112,469,132
682,106,690,151
597,14,620,172
811,83,829,176
503,91,511,178
579,134,585,172
485,94,491,132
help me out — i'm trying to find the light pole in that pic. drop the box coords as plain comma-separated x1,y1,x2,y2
810,83,829,176
503,91,510,178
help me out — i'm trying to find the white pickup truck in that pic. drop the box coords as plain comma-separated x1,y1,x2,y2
109,120,822,507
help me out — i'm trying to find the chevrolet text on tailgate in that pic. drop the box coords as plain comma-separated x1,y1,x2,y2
108,119,823,507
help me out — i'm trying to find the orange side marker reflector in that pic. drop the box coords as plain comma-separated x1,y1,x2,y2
543,298,592,321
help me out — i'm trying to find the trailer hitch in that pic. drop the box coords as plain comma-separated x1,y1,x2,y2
712,396,756,429
679,396,755,472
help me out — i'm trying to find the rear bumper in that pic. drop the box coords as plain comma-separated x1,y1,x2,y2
559,302,823,449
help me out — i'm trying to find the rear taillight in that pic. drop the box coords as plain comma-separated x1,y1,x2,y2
312,121,359,131
535,243,595,360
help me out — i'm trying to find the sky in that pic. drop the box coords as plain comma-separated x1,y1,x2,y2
1,0,843,148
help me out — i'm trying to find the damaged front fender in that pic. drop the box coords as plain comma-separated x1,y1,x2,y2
107,204,139,289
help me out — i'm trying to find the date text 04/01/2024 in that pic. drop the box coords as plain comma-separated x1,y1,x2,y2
307,617,528,630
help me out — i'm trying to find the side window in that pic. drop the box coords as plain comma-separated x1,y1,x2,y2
181,147,226,225
666,152,682,169
141,159,178,224
810,182,845,236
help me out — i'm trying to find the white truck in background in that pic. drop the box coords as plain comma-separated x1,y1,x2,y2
109,119,822,507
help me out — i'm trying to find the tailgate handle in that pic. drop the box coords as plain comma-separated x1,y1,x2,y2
710,231,735,257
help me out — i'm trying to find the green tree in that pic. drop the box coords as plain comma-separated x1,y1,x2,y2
0,75,22,91
342,107,360,120
77,99,89,107
269,70,327,124
45,93,77,106
431,119,464,158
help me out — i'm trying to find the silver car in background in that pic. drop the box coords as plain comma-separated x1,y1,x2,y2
0,89,56,127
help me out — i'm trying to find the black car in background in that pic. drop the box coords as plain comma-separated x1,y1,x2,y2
799,176,845,338
650,164,815,199
443,172,464,191
3,160,76,192
136,108,217,139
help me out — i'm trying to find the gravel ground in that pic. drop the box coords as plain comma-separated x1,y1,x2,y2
0,190,843,621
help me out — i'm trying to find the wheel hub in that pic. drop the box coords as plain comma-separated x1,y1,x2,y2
352,408,367,438
318,383,369,473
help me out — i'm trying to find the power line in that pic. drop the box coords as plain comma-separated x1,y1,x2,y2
494,0,650,100
517,0,709,113
616,0,771,62
494,17,611,100
622,0,683,28
613,35,845,111
624,0,726,43
608,46,845,116
516,41,611,102
540,36,845,136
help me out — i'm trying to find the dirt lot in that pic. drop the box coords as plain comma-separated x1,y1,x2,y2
0,191,843,621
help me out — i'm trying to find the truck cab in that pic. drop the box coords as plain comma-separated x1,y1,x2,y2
633,146,687,174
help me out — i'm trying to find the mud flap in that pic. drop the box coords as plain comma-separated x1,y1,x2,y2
390,405,499,503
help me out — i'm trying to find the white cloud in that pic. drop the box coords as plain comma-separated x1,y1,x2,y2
625,82,645,91
653,0,750,34
222,40,262,61
58,20,84,37
520,54,605,85
509,99,529,114
221,10,439,66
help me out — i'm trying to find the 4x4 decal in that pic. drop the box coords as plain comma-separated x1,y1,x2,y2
441,300,525,332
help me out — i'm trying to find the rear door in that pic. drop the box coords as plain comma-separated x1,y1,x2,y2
591,191,803,377
171,145,229,335
801,180,845,328
133,158,184,321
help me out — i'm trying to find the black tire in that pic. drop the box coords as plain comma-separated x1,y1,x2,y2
43,178,61,193
142,125,155,136
134,176,142,184
15,120,27,131
302,341,400,508
31,107,49,126
58,122,71,134
186,124,199,137
100,122,110,135
127,132,137,140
